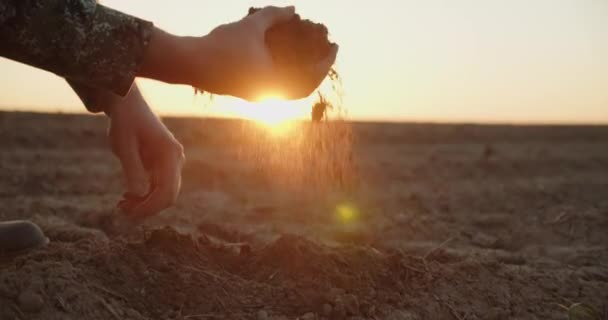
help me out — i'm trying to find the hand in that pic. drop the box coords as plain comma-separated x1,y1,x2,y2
196,6,339,100
106,85,185,219
139,6,338,101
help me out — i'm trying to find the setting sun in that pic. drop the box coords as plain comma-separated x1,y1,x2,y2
217,93,315,135
242,94,301,125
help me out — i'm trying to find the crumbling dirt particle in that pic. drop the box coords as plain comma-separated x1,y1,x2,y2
332,297,347,318
145,227,197,253
472,232,501,249
495,251,526,265
257,309,269,320
368,288,377,299
300,312,316,320
342,294,360,315
322,303,333,316
566,303,602,320
125,308,142,320
360,300,377,317
386,310,419,320
18,289,44,313
326,287,345,301
311,95,331,123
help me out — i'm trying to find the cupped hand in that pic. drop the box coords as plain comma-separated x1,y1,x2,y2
190,6,339,100
107,85,185,220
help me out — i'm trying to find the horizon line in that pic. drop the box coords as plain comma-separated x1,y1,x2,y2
1,105,607,126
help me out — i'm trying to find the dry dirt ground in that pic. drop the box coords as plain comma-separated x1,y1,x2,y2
0,111,607,320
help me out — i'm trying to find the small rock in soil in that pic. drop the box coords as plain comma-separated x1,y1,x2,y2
333,297,347,318
257,309,269,320
368,288,377,299
361,301,376,317
567,303,601,320
300,312,316,320
18,289,44,313
580,267,608,282
322,303,333,316
342,294,360,315
386,309,419,320
495,251,526,265
125,308,142,320
326,287,345,301
472,232,502,249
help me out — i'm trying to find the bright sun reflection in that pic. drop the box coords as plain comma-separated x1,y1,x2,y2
219,93,313,136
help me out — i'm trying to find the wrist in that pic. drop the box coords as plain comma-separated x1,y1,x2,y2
138,28,195,85
105,85,153,119
182,34,218,92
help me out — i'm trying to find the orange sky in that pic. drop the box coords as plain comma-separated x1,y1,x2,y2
1,0,607,124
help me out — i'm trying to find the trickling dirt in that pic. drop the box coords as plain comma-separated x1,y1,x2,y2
312,94,330,123
1,112,608,319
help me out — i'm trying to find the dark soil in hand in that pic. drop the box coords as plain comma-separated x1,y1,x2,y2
248,8,342,122
248,7,336,79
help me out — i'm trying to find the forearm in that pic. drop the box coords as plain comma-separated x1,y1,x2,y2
137,29,194,85
137,28,217,91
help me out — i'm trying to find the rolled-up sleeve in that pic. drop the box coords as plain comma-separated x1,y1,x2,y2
0,0,153,98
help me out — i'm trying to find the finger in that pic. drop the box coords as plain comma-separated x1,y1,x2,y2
117,192,146,212
252,6,296,31
113,137,148,196
129,149,183,218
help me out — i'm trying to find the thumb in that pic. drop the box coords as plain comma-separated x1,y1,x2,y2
252,6,296,31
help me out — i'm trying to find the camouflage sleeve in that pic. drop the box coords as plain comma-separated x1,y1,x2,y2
66,79,116,114
0,0,154,110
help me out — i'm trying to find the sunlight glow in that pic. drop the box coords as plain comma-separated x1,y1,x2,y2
222,93,313,136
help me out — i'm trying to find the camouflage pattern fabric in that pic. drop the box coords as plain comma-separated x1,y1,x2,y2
0,0,154,112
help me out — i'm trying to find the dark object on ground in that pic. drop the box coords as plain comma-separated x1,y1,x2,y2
0,220,48,253
483,144,496,160
311,94,331,122
248,7,337,89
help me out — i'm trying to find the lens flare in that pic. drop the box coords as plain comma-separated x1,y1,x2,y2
336,203,359,224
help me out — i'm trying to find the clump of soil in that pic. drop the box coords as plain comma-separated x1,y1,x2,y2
197,8,343,122
248,7,342,122
312,93,331,122
248,7,337,88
